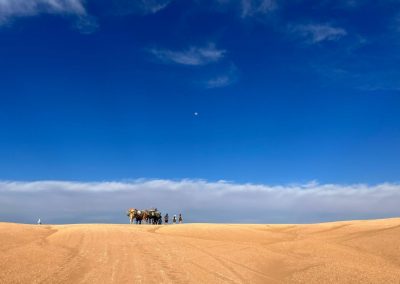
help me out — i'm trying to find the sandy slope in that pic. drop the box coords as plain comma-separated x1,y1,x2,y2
1,219,400,283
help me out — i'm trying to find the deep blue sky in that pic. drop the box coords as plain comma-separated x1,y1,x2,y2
0,0,399,184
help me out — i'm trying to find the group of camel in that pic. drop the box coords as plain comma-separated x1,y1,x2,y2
127,208,162,225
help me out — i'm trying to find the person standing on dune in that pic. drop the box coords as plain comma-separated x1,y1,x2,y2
178,213,183,224
173,215,177,224
164,213,169,224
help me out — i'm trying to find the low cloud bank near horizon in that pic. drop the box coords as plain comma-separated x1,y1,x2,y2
1,179,400,224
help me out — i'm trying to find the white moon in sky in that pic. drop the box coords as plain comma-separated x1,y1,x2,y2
194,112,198,116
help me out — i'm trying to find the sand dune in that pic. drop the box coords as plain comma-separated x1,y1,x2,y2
1,218,400,283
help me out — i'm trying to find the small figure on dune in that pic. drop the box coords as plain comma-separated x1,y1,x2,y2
164,213,169,224
173,215,177,224
37,218,41,225
178,213,183,224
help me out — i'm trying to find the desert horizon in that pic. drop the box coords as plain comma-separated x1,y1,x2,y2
2,217,400,283
1,0,400,283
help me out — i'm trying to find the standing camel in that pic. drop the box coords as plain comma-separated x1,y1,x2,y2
135,210,145,224
143,210,149,224
127,208,137,224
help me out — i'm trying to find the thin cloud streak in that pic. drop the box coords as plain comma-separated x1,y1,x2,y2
107,0,172,16
216,0,277,18
205,65,238,88
291,23,347,43
0,0,98,33
205,75,233,88
138,0,171,14
149,44,226,66
240,0,277,18
1,179,400,224
0,0,86,23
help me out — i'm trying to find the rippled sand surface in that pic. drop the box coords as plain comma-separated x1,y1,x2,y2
1,218,400,283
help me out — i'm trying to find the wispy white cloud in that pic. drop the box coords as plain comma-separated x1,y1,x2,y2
240,0,276,18
0,0,98,33
74,14,98,34
149,44,226,66
109,0,171,16
138,0,171,14
205,65,238,88
1,179,400,224
216,0,276,18
291,23,347,43
205,75,233,88
0,0,86,23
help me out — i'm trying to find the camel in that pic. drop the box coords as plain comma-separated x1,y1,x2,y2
135,210,144,224
143,210,150,224
127,208,137,224
127,208,161,225
148,208,162,225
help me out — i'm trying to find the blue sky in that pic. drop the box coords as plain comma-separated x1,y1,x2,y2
0,0,400,223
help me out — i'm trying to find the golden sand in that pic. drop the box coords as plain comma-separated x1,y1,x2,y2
1,218,400,283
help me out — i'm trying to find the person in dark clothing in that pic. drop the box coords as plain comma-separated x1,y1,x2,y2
164,213,169,224
178,213,183,224
173,215,177,224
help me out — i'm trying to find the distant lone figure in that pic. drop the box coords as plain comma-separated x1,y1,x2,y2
37,218,41,225
164,213,169,224
173,215,177,224
178,213,183,224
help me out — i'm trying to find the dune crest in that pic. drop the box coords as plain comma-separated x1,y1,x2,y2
1,218,400,283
